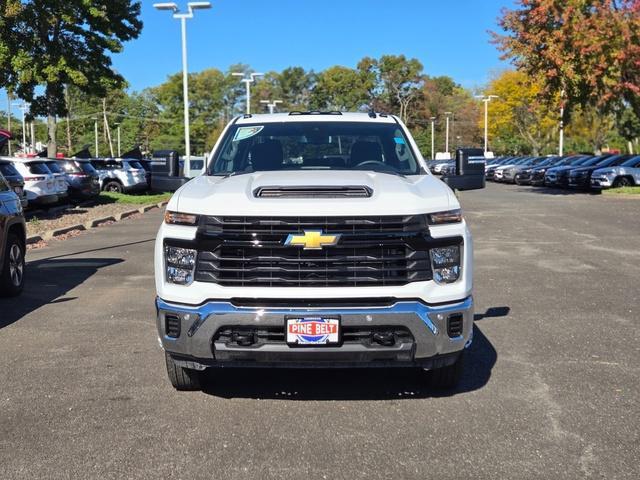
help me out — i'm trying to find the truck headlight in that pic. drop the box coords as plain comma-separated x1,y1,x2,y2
164,211,199,226
428,209,462,225
165,246,197,285
430,245,461,284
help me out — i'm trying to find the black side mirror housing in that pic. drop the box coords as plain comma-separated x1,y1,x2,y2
442,148,486,191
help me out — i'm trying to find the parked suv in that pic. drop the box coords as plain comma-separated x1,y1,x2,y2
590,156,640,189
43,160,70,202
0,159,28,208
90,158,148,193
155,112,483,391
57,159,100,199
10,158,59,206
0,171,26,296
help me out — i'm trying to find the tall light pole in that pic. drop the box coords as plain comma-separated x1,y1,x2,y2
559,89,565,157
430,117,436,160
154,2,211,165
12,102,28,155
6,92,11,155
260,99,283,114
233,72,264,114
444,112,452,155
93,117,99,157
475,95,499,155
115,123,121,157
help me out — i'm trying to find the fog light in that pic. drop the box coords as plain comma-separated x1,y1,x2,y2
167,266,194,285
433,266,460,284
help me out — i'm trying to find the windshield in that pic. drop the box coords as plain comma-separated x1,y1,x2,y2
210,121,421,176
621,156,640,167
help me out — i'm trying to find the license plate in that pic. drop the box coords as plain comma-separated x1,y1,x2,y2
286,317,340,346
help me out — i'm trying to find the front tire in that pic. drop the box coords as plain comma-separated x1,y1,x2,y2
425,351,465,390
613,177,632,188
165,352,203,391
0,233,25,297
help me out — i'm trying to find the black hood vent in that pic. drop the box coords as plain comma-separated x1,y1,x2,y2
254,185,373,198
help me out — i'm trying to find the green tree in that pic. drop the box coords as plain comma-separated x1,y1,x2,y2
0,0,142,156
310,66,370,111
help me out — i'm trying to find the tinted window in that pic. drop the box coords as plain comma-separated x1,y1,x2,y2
0,173,9,192
27,162,51,175
0,163,20,177
59,161,81,173
128,161,144,170
211,121,421,175
46,161,63,174
79,162,97,174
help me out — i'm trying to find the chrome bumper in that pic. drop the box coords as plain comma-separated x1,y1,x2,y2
156,297,474,367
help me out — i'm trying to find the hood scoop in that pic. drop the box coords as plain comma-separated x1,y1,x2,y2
253,185,373,198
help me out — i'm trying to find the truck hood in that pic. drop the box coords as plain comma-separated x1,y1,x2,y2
172,171,458,216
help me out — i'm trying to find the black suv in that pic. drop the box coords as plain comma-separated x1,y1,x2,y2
0,171,26,296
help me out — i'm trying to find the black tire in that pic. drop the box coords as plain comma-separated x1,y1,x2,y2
0,233,25,297
103,180,123,193
613,176,632,188
165,352,202,391
425,351,465,390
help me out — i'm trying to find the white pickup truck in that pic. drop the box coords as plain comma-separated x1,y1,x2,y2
154,112,484,391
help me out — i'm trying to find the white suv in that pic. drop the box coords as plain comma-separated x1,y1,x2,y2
90,158,148,193
10,158,59,206
154,112,484,391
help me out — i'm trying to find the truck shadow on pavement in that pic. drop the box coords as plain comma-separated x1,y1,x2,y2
202,307,507,400
0,257,123,330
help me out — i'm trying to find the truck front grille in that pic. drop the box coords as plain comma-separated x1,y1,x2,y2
194,216,436,287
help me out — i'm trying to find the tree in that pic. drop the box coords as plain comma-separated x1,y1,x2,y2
310,66,371,111
360,55,424,123
493,0,640,121
0,1,143,156
481,70,557,155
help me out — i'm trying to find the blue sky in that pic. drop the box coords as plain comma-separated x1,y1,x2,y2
4,0,516,117
118,0,514,90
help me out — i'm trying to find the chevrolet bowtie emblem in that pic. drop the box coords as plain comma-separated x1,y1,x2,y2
284,230,341,250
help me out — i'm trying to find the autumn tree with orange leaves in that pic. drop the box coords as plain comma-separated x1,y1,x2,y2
493,0,640,122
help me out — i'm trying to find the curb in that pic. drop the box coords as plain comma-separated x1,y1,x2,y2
26,201,166,246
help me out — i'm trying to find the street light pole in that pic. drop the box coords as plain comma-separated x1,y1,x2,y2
12,102,28,155
115,123,121,157
93,117,99,157
475,95,499,155
444,112,452,155
430,117,436,160
154,2,212,165
260,100,283,114
559,89,565,157
233,72,264,114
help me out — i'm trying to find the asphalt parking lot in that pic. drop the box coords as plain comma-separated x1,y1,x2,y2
1,182,638,479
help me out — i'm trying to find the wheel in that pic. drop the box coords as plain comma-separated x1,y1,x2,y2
0,233,25,297
425,351,464,390
613,176,632,188
103,180,123,193
165,352,202,391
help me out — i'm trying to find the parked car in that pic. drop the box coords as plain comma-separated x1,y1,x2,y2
0,158,28,208
429,159,454,174
544,155,608,187
529,155,585,186
90,158,148,193
515,157,560,185
137,159,153,189
494,157,532,182
568,154,629,189
486,157,519,180
590,155,640,189
57,159,100,200
10,158,59,206
0,171,26,296
500,157,547,184
43,160,70,202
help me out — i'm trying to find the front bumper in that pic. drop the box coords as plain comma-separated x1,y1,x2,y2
156,296,473,369
590,176,612,188
568,176,590,188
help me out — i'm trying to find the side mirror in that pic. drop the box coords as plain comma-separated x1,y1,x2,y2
442,148,486,191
